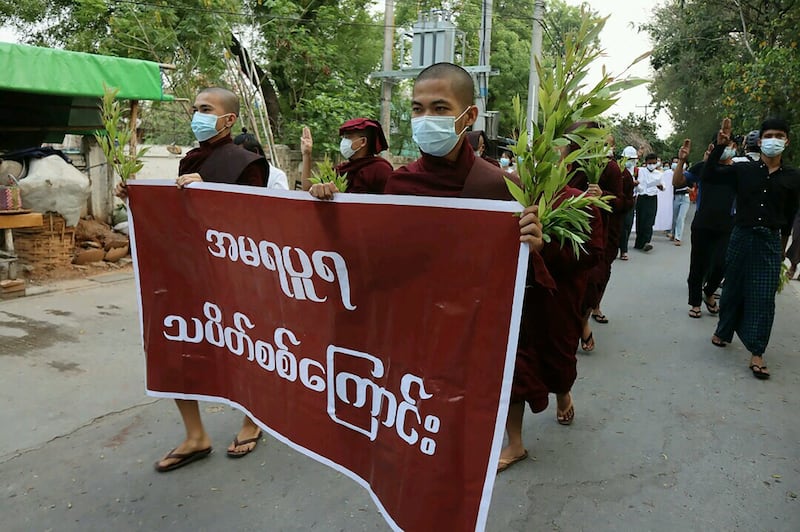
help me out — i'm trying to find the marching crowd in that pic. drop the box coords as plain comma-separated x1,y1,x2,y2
118,62,800,475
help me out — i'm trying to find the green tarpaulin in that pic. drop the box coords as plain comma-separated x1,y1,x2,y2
0,42,172,101
0,43,174,148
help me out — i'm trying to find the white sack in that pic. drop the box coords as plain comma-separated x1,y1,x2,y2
19,155,90,226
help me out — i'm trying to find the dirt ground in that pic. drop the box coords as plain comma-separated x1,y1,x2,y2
21,255,133,285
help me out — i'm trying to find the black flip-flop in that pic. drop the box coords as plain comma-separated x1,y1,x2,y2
592,313,609,324
581,332,595,352
688,308,701,319
749,364,770,380
227,431,262,458
703,295,720,315
155,447,212,472
711,336,727,347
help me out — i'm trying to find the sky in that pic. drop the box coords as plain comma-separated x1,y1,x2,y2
563,0,673,136
0,0,673,136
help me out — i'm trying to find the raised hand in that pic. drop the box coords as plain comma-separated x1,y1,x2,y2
678,138,691,161
717,117,731,146
301,127,313,157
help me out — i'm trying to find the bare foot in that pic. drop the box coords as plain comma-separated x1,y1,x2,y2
227,419,262,456
749,355,770,379
156,436,212,470
498,443,528,472
556,392,575,425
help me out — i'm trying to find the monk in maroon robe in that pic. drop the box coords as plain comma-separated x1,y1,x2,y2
118,87,267,472
309,64,552,473
301,118,393,193
512,186,604,425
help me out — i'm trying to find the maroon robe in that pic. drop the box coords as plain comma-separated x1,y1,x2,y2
335,156,393,194
386,140,479,197
570,160,623,310
512,186,605,413
180,135,266,186
386,141,554,287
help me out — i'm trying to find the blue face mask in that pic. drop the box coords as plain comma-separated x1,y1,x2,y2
760,138,786,157
721,147,737,160
411,107,471,157
499,157,510,167
191,112,228,142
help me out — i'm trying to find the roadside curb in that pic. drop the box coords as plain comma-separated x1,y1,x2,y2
22,271,135,298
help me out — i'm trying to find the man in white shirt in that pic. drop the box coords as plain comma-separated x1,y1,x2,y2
634,152,664,251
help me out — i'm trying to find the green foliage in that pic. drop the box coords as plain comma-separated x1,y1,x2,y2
249,0,384,150
484,0,600,137
94,84,149,183
505,13,644,256
644,0,800,161
309,156,348,192
610,112,670,159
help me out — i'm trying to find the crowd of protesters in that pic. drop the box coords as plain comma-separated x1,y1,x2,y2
119,63,799,476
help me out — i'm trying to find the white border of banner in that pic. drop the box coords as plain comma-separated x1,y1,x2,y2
128,180,529,532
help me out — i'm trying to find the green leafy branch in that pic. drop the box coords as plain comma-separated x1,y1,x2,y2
778,262,790,293
504,12,646,256
94,84,149,183
308,155,348,192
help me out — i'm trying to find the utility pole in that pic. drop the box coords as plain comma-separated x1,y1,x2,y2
475,0,493,131
526,0,545,142
380,0,394,149
635,104,653,119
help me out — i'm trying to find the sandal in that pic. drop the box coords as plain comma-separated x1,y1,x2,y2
711,335,727,347
703,294,720,315
620,253,629,261
581,332,595,352
688,308,701,319
749,364,770,380
591,313,609,324
497,450,529,473
154,447,212,472
227,430,262,458
556,395,575,425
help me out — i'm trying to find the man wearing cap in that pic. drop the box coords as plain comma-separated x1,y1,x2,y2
301,118,393,193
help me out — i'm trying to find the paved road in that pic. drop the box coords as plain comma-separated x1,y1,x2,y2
1,230,799,531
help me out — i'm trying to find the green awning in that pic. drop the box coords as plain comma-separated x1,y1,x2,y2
0,43,175,149
0,42,173,101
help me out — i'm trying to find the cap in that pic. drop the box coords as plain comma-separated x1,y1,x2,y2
622,146,638,159
339,118,388,153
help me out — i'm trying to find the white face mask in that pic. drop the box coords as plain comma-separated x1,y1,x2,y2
340,137,363,159
625,160,636,170
671,162,678,170
760,138,786,157
474,150,482,158
721,147,737,161
646,163,657,171
411,107,471,157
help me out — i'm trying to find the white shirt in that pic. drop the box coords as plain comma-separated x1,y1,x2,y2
267,165,289,190
636,166,663,196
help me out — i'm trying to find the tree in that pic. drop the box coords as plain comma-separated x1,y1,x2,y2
1,0,385,153
643,0,800,160
610,113,669,159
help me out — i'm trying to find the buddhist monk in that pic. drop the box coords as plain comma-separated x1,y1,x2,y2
301,118,393,193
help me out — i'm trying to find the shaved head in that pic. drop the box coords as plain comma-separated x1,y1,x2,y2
415,62,474,108
198,87,240,115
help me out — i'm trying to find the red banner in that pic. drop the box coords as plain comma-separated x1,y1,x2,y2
128,181,528,531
